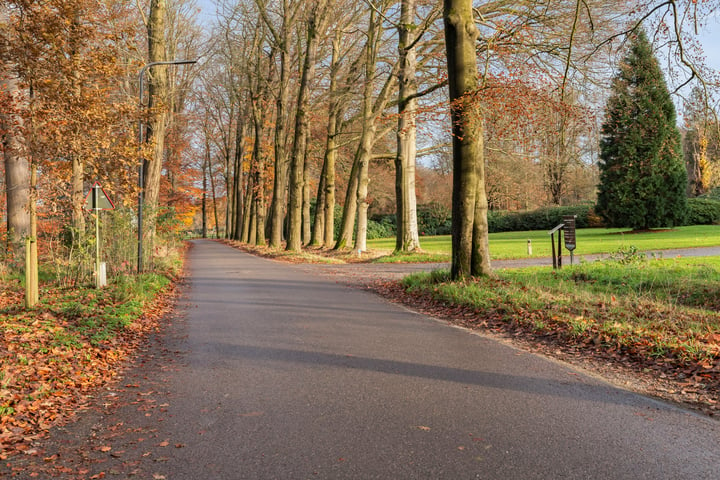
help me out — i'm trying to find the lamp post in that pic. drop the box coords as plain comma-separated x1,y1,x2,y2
137,59,197,273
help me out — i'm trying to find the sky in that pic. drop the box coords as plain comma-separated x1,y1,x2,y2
697,15,720,76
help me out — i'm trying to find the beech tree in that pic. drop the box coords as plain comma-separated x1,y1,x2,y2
443,0,490,278
597,29,687,229
394,1,442,252
141,0,172,261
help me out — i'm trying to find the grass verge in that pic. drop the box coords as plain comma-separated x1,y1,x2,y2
398,256,720,411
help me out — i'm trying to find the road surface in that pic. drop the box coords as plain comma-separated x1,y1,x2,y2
6,240,720,479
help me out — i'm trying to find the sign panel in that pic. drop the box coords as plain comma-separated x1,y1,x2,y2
563,215,576,251
84,182,115,211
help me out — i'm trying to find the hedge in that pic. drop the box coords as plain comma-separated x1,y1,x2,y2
487,205,596,233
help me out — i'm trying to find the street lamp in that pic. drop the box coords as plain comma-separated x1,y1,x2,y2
137,59,197,273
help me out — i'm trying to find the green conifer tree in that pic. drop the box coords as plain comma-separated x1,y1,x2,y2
596,29,687,229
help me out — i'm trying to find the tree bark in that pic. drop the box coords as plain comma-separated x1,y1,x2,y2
208,148,220,238
310,161,326,246
335,152,360,249
241,174,253,243
69,11,85,245
1,62,30,257
302,140,312,245
444,0,492,278
250,101,266,245
232,116,247,240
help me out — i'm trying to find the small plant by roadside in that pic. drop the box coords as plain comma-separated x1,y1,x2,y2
606,245,647,264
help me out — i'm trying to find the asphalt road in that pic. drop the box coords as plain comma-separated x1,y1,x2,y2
7,240,720,479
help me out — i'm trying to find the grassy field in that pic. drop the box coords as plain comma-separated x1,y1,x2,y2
368,225,720,260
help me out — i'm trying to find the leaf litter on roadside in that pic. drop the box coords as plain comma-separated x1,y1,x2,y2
1,278,177,461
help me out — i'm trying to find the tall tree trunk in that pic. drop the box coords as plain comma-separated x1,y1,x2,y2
395,0,421,252
319,29,343,248
335,153,361,249
202,149,208,238
232,117,247,240
310,159,327,246
208,151,220,238
302,141,311,246
266,3,293,249
251,103,266,245
352,9,399,252
144,0,170,262
248,189,257,245
287,2,326,251
444,0,491,279
26,160,38,307
1,62,30,258
71,155,85,239
70,12,85,245
323,113,339,247
224,148,232,238
241,174,253,243
352,8,378,253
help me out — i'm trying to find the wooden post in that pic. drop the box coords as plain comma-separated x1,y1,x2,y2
557,227,562,269
25,164,39,308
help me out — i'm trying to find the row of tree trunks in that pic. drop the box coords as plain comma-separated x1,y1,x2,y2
287,0,328,251
335,5,399,251
310,28,344,248
263,0,295,249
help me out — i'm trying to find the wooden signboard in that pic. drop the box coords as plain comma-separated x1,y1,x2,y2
563,215,576,251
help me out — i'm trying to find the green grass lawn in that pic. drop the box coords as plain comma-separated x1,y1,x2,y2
367,225,720,260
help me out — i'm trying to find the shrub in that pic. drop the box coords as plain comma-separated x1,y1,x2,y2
417,202,452,236
367,215,396,240
685,198,720,225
